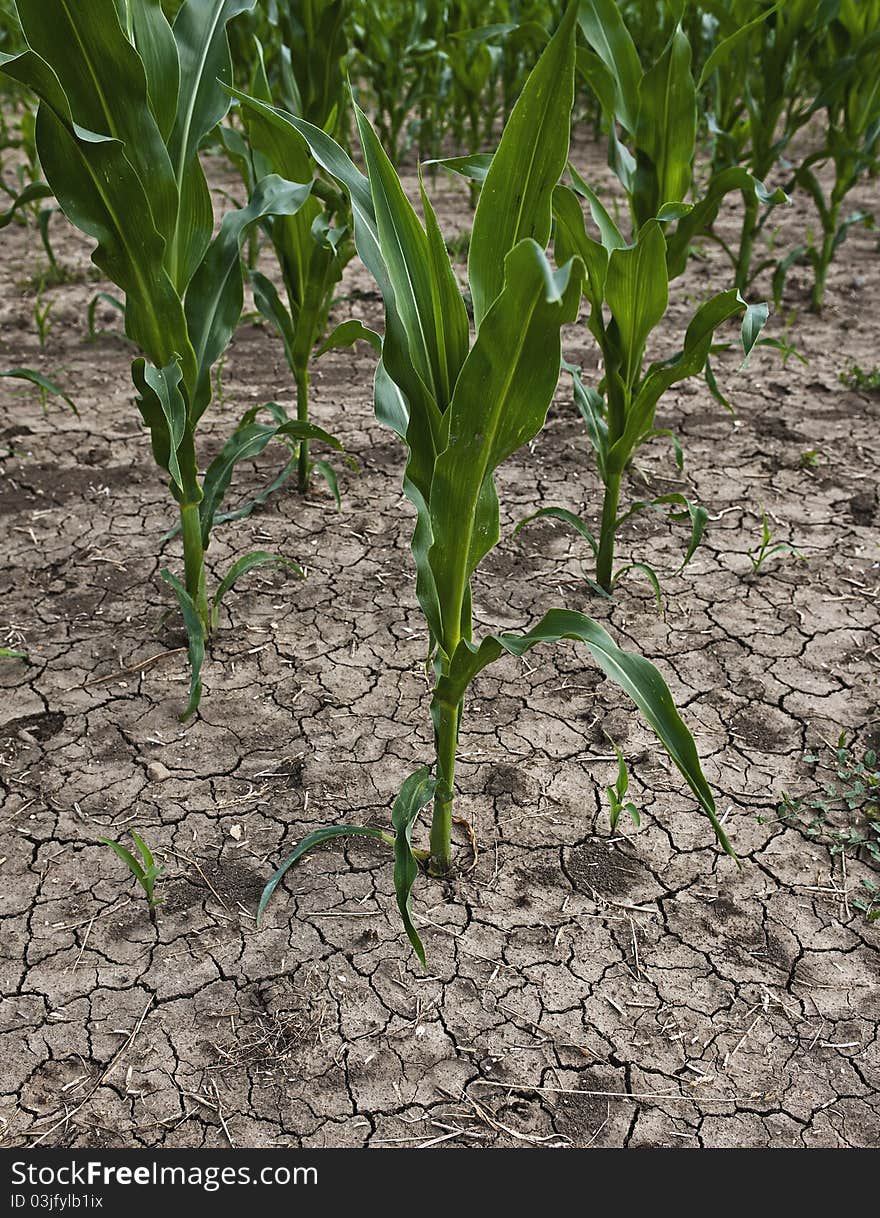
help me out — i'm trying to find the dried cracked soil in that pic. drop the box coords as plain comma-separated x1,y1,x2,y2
1,132,878,1149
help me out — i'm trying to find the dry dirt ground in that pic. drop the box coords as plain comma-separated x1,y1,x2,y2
1,129,878,1150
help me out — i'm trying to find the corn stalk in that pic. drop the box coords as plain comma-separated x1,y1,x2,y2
0,0,342,717
244,5,733,963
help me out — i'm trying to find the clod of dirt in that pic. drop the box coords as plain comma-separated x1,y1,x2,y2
0,710,65,743
848,487,877,524
145,761,172,783
564,841,645,898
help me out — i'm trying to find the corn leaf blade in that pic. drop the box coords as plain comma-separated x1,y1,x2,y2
468,1,577,326
257,826,388,927
391,768,436,966
428,241,582,651
434,609,732,857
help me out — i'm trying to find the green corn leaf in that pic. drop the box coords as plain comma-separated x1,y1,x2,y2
697,1,783,89
571,364,609,471
577,0,643,135
612,561,664,613
514,505,599,558
100,837,147,885
316,319,382,357
130,829,157,874
211,457,298,531
15,0,178,243
312,458,341,508
618,492,708,571
633,26,696,224
612,288,750,466
0,367,77,414
185,173,313,421
433,609,733,858
468,1,577,326
575,45,618,124
257,825,389,927
166,0,257,289
604,220,669,390
87,291,126,340
0,180,52,227
568,163,626,251
25,101,193,376
353,105,463,410
212,550,304,627
0,648,28,660
771,245,807,309
159,569,206,721
141,358,187,491
249,270,298,367
129,0,180,142
391,767,436,966
199,411,343,544
424,152,493,184
428,241,582,652
0,46,190,370
552,184,610,323
665,168,788,280
740,302,770,365
420,170,469,407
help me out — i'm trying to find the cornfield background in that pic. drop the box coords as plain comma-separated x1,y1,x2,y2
0,0,878,1151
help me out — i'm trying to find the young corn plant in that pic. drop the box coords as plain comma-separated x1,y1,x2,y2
697,0,838,292
1,0,342,717
778,5,880,311
241,6,733,963
576,0,788,265
101,830,164,916
224,28,359,495
489,0,777,598
516,174,770,598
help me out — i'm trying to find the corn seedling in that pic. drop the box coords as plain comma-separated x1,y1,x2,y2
1,0,344,718
100,830,164,913
240,6,733,963
518,174,768,597
32,284,52,347
0,646,27,659
840,361,880,392
0,366,75,414
747,510,806,573
697,0,830,292
605,738,640,833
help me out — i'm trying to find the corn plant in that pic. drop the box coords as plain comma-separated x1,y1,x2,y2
240,5,732,962
697,0,840,292
747,510,805,574
0,0,343,718
776,4,880,310
576,0,788,265
513,169,769,598
498,1,779,596
605,738,640,833
101,831,164,913
224,21,359,494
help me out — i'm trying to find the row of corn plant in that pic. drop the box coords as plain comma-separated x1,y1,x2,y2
1,0,347,718
445,0,773,597
236,5,734,962
698,0,879,308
